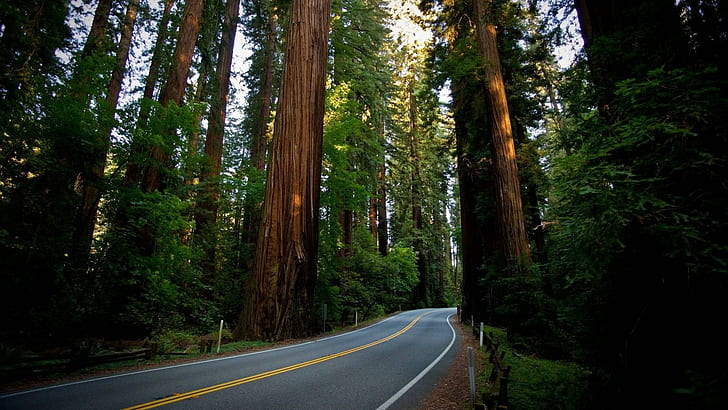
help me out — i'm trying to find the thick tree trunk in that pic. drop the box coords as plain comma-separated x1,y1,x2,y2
195,0,241,279
63,0,113,271
452,77,492,322
185,0,221,186
236,0,332,341
574,0,689,112
126,0,205,255
251,11,278,172
472,0,531,273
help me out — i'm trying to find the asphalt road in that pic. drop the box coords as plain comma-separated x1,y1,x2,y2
1,308,459,410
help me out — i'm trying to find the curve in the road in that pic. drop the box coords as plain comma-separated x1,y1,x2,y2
376,312,456,410
125,310,439,409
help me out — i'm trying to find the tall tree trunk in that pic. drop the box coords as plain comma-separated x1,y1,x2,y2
81,0,113,57
452,75,494,323
195,0,241,280
124,0,176,187
70,0,140,272
139,0,206,194
376,165,388,256
572,2,705,407
243,9,278,246
472,0,531,273
236,0,332,341
185,0,221,186
251,10,277,172
126,0,205,256
368,196,378,241
408,80,427,306
574,0,689,113
62,0,114,274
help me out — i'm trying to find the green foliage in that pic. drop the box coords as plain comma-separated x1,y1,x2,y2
547,66,728,301
506,354,591,410
478,326,591,410
217,340,272,353
543,64,728,405
95,188,217,334
154,329,200,354
318,226,420,322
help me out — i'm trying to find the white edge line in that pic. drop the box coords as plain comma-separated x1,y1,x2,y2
375,310,458,410
0,311,408,399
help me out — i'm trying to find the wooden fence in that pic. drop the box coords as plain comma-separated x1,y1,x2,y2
473,326,511,409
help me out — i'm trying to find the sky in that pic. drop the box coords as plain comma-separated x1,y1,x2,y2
64,0,580,140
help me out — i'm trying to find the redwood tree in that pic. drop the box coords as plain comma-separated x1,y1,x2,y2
129,0,206,256
195,0,241,278
139,0,206,195
70,0,140,274
472,0,531,272
236,0,332,340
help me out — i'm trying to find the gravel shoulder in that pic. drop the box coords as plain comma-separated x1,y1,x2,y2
418,316,481,409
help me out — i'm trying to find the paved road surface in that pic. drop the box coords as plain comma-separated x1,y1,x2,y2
1,308,458,409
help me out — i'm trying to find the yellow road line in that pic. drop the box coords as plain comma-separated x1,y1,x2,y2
123,311,432,409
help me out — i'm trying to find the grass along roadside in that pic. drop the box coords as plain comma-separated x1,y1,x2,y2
474,325,591,409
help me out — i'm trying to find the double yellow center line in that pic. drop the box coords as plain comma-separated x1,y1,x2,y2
124,311,432,409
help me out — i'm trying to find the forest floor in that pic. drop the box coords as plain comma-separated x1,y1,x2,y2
2,315,478,409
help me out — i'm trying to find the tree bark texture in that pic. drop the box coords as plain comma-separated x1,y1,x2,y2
368,196,378,241
64,0,114,270
237,0,332,341
140,0,177,119
472,0,531,272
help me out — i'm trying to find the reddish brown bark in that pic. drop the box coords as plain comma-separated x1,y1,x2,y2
237,0,332,341
369,196,378,241
120,0,205,256
472,0,531,272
